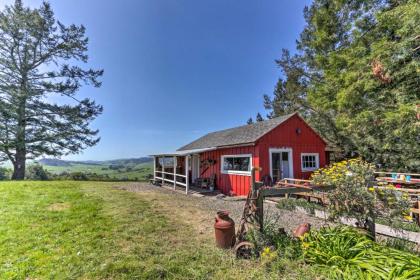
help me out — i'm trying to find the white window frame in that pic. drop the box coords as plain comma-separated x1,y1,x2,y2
221,154,252,176
301,153,319,171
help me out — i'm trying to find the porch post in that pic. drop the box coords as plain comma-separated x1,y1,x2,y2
185,155,189,194
173,156,177,189
161,156,164,183
153,156,156,181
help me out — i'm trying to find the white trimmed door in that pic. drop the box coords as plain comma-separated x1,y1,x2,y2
269,148,293,182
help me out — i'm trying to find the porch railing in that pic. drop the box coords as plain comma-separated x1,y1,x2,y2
153,155,190,194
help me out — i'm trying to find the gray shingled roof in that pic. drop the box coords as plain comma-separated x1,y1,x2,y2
177,113,296,151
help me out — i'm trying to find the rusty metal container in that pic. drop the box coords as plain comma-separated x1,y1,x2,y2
214,211,235,249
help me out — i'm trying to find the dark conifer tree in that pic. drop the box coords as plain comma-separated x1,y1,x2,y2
264,0,419,170
255,113,264,122
0,1,103,179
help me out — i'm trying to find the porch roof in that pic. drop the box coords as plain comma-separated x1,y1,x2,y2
150,147,217,157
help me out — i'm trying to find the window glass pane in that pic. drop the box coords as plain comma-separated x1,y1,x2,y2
302,155,317,169
240,157,250,171
233,158,240,170
223,158,234,170
272,153,280,169
223,156,250,172
308,160,314,168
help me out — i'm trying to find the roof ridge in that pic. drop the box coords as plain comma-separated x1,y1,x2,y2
206,112,296,134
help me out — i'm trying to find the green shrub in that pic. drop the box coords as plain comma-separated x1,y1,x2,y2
302,226,420,279
377,217,420,233
379,237,417,254
0,167,10,180
277,198,324,214
26,164,49,180
246,211,303,261
312,159,377,226
70,172,89,180
311,159,411,231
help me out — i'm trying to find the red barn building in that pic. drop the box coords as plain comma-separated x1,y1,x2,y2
152,112,329,196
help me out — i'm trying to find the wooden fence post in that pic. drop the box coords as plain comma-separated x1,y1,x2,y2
366,217,376,241
417,201,420,225
251,167,264,232
173,156,177,189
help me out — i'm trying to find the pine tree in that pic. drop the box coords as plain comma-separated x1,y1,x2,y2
247,118,253,125
0,1,103,179
264,0,420,171
255,113,264,122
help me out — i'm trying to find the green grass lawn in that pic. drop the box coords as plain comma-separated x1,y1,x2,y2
0,181,318,279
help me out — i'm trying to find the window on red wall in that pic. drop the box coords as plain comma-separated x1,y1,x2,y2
221,154,252,175
301,153,319,171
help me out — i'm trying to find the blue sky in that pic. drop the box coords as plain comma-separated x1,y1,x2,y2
1,0,311,160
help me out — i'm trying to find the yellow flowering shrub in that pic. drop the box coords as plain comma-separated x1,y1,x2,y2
311,158,411,228
311,158,375,187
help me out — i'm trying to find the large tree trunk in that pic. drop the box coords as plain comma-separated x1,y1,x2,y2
11,151,26,180
12,90,27,180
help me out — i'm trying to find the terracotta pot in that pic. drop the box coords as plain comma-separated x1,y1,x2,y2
214,211,235,249
293,223,311,238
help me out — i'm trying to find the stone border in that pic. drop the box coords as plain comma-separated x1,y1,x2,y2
292,206,420,243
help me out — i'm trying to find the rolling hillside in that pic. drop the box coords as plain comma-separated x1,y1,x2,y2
38,157,153,181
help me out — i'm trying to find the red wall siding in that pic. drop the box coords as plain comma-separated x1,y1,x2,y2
256,114,327,180
198,114,327,196
199,146,256,196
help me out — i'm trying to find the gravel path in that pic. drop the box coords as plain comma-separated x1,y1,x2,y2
113,182,329,234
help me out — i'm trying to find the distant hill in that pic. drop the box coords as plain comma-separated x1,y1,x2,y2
101,157,153,166
38,157,153,181
38,157,152,167
38,158,72,166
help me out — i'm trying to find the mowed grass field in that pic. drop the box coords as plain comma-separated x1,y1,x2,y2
43,162,153,181
0,181,318,279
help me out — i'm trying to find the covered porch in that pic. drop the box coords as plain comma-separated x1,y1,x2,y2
151,147,216,194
